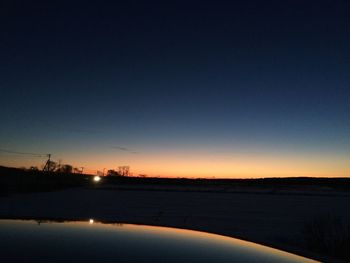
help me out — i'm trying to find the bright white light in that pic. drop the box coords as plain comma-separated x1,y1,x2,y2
93,176,101,182
89,219,94,224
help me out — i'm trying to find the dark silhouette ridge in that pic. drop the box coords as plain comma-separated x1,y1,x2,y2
1,165,350,195
0,166,88,194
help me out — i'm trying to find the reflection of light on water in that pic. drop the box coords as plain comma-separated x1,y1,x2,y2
93,176,101,182
89,219,94,224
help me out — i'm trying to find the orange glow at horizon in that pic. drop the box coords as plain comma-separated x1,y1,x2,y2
2,148,349,178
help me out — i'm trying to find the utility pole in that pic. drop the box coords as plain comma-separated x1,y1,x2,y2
58,159,62,172
42,154,51,172
81,167,84,174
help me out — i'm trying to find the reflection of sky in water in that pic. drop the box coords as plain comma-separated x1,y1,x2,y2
0,220,318,263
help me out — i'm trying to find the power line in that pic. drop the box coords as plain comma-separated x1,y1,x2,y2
0,148,48,158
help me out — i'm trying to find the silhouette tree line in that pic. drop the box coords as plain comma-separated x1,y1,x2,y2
107,166,130,177
29,161,131,177
29,161,82,174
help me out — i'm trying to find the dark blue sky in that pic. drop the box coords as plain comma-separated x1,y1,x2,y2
1,0,349,177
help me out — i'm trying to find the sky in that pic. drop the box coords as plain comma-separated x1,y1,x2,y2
1,0,349,178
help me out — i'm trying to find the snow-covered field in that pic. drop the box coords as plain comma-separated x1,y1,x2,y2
1,187,349,262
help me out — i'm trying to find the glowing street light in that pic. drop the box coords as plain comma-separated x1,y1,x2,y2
93,176,101,182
